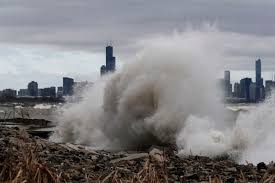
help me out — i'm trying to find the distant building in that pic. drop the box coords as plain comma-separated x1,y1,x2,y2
233,82,241,98
57,87,63,98
18,89,28,97
63,77,74,96
265,80,275,97
2,89,17,97
256,59,262,87
224,71,232,97
28,81,38,97
249,83,257,102
100,45,116,75
255,59,264,101
224,71,230,83
106,45,116,72
40,87,56,97
100,65,107,75
240,78,252,101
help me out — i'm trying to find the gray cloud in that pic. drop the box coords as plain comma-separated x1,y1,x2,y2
0,0,275,90
1,0,275,53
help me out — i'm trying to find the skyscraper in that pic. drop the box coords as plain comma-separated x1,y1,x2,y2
224,70,230,83
240,78,252,101
224,70,232,97
256,59,262,87
100,45,116,75
57,87,63,98
27,81,38,96
255,59,264,101
233,82,240,98
100,65,106,75
63,77,74,96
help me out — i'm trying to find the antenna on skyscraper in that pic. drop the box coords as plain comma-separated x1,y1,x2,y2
106,40,113,47
106,41,112,47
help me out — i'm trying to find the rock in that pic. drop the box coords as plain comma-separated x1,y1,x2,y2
226,177,235,183
257,162,267,170
149,148,165,163
110,153,149,163
1,127,275,183
171,174,178,180
90,155,98,161
226,167,237,172
206,162,213,166
268,166,275,174
116,167,132,174
184,173,199,180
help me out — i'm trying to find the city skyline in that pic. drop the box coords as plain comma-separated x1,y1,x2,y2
2,57,275,91
221,58,275,102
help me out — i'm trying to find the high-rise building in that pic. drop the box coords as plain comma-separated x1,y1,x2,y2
256,59,262,87
265,80,275,97
40,87,56,97
63,77,74,96
233,82,241,98
240,78,252,101
100,65,107,75
57,87,63,98
18,89,28,97
255,59,264,101
224,71,230,83
28,81,38,96
249,83,257,102
100,45,116,75
2,89,17,97
224,71,232,97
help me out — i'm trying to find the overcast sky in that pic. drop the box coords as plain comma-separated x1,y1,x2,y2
1,0,275,89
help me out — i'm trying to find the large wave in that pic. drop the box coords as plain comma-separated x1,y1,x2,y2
51,29,275,164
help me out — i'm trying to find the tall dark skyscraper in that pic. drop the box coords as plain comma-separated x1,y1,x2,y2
224,70,232,97
240,78,252,100
255,58,264,101
27,81,38,96
63,77,74,96
106,45,116,71
224,70,230,83
256,59,262,87
100,45,116,75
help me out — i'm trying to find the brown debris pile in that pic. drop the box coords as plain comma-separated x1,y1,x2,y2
0,126,274,183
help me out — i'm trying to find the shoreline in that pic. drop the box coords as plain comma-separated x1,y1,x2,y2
0,126,274,182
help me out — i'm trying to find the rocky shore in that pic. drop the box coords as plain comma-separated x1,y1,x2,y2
0,126,274,183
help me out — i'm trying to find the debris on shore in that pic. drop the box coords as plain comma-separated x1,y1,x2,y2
0,127,274,182
0,118,54,138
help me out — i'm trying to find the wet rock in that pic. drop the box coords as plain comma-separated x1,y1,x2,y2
226,177,235,183
257,162,267,170
110,153,149,163
1,127,275,183
226,167,237,172
184,173,199,180
149,148,165,163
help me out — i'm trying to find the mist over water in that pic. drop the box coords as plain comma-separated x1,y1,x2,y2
52,29,275,164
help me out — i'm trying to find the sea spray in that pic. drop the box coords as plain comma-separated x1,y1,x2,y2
51,29,226,149
232,94,275,164
51,29,275,163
